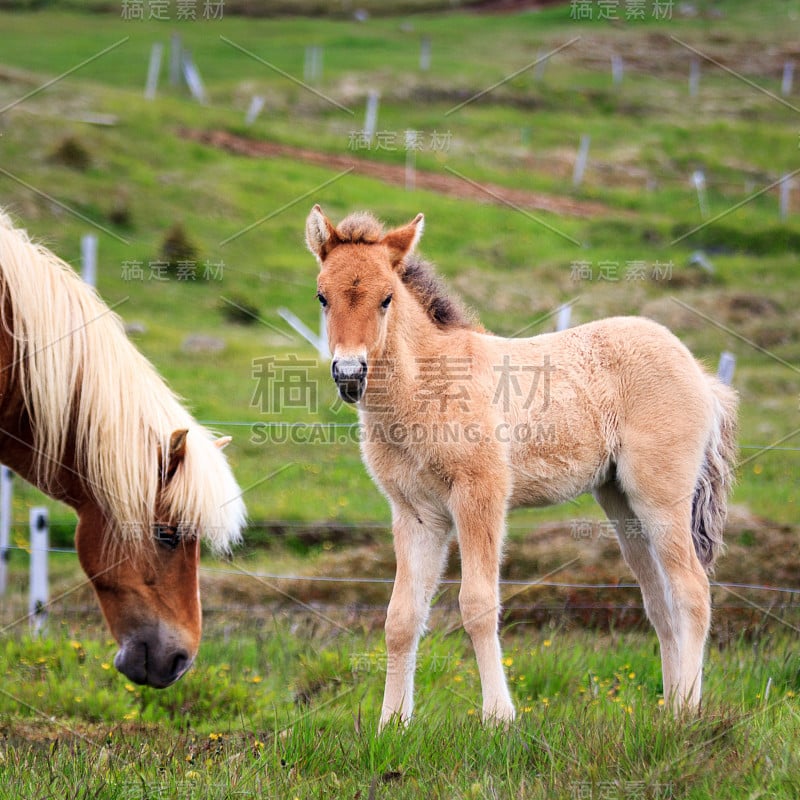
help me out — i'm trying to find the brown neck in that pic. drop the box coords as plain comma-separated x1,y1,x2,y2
0,330,90,512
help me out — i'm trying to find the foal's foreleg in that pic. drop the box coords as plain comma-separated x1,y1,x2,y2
379,512,450,730
452,487,514,725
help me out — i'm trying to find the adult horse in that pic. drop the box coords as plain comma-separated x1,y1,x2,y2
0,209,246,688
305,205,738,728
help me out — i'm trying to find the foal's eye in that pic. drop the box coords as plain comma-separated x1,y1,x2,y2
316,292,328,308
381,294,393,309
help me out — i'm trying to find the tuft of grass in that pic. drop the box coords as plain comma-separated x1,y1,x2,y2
159,222,200,275
48,135,92,171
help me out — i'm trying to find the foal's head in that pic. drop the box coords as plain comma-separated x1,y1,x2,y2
305,205,424,403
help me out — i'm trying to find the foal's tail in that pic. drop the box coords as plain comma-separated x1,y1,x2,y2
691,377,739,573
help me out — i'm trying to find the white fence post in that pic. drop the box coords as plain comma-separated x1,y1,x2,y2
363,90,380,144
689,58,701,96
0,467,12,595
692,170,709,219
319,306,329,359
717,351,736,385
405,129,417,191
245,95,266,125
534,48,548,81
780,174,792,221
81,234,98,287
278,308,330,360
419,36,432,71
144,42,163,100
181,51,207,104
304,45,323,83
169,33,182,86
611,54,623,88
29,507,48,635
782,61,794,96
572,134,590,188
555,303,572,332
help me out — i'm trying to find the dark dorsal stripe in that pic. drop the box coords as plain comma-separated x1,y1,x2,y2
400,254,476,330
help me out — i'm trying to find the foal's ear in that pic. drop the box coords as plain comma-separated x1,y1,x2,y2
381,213,424,269
305,204,340,265
162,428,189,484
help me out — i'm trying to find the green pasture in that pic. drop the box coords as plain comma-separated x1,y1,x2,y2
0,3,799,796
1,615,799,799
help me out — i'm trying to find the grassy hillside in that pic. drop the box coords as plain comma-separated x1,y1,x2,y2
0,3,798,539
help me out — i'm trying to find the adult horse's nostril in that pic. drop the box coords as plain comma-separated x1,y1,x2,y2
168,649,191,684
115,635,193,688
114,641,148,685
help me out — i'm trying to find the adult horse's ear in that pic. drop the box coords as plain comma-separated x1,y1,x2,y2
306,204,340,265
382,213,424,269
163,429,189,484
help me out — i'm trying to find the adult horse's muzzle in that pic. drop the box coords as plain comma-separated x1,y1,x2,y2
114,626,194,689
332,357,367,404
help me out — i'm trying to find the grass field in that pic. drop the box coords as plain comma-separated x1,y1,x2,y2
0,1,799,797
2,613,799,798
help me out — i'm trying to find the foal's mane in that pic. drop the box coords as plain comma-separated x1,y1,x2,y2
336,212,477,330
0,209,245,555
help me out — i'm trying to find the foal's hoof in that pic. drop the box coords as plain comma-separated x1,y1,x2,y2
482,704,516,729
378,711,410,733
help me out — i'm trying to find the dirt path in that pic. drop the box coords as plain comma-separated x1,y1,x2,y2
181,128,609,218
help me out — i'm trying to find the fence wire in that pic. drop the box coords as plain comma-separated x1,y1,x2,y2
3,545,798,596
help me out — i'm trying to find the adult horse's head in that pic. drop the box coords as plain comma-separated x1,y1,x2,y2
74,429,243,689
305,205,424,404
0,208,246,689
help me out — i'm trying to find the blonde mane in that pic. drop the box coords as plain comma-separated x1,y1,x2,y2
0,209,245,555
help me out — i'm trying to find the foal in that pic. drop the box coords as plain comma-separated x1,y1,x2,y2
306,206,737,728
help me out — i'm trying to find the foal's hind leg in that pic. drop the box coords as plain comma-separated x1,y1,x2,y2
593,483,710,711
379,509,451,730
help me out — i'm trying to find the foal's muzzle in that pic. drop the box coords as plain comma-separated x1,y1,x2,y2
332,357,367,404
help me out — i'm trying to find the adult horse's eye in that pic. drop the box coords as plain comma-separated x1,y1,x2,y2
381,294,393,309
317,292,328,308
154,524,180,551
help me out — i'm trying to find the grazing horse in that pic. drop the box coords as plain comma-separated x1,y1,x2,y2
0,209,246,688
305,205,738,728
